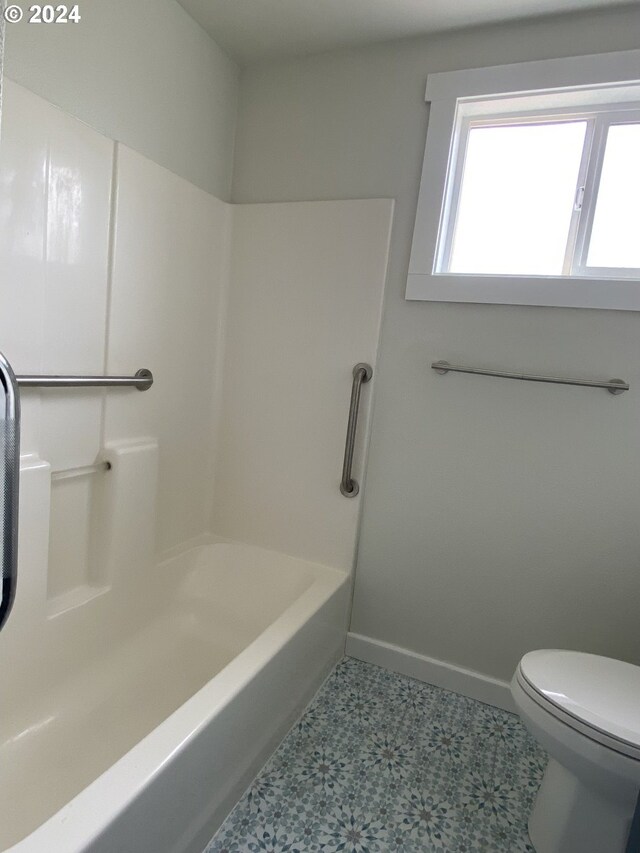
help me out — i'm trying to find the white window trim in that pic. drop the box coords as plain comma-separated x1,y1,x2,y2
406,49,640,310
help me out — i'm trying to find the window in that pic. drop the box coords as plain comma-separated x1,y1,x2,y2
441,107,640,280
407,49,640,310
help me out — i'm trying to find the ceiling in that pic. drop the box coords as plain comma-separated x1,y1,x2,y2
177,0,630,65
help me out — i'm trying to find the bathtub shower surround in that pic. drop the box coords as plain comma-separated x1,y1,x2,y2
0,80,393,851
0,79,230,591
208,657,546,852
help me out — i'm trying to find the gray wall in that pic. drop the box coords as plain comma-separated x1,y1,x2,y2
232,5,640,682
3,0,238,199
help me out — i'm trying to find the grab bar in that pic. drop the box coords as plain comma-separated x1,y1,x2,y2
0,352,20,633
17,368,153,391
432,361,628,395
51,461,111,482
340,363,372,498
0,353,153,634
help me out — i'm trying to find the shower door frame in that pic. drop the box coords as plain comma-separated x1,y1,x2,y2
0,351,20,632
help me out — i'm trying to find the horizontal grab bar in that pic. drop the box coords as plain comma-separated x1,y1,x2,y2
51,461,111,482
16,368,153,391
431,361,629,395
0,351,152,636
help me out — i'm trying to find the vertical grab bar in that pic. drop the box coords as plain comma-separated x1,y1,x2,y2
340,363,373,498
0,351,20,632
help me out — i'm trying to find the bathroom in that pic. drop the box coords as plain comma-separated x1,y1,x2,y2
1,0,640,850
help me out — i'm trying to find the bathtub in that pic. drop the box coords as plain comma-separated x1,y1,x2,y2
1,541,350,853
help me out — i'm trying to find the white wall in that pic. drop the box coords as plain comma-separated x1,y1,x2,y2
231,5,640,683
3,0,239,199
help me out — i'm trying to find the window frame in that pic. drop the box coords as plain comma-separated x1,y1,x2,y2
406,49,640,310
571,111,640,280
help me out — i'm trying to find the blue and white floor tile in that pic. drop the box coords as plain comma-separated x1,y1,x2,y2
205,657,546,852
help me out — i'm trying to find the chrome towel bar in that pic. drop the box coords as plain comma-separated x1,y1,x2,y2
340,363,372,498
432,361,628,395
16,368,153,391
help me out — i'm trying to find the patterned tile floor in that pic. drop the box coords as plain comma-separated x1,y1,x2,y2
206,657,547,852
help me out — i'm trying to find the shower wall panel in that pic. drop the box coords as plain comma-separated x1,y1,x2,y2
0,80,112,468
0,81,231,627
0,80,113,609
213,200,394,571
104,146,231,560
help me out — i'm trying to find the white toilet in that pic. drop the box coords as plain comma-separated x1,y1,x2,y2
511,649,640,853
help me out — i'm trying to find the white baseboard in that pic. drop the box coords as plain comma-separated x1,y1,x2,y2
346,632,515,713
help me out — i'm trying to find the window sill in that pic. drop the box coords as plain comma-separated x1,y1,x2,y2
406,272,640,311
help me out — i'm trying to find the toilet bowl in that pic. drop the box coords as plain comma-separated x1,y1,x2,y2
511,650,640,853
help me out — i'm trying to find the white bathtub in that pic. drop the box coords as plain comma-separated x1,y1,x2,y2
1,541,350,853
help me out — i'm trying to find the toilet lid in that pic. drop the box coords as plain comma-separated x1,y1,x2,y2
519,650,640,754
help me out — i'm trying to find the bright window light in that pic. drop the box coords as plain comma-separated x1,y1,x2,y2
436,104,640,283
406,50,640,308
449,122,587,276
587,123,640,270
